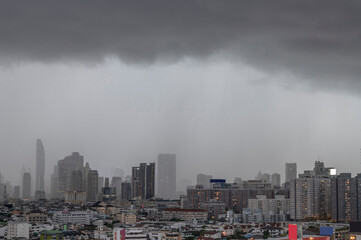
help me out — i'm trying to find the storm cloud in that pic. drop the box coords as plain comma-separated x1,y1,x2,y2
1,1,361,92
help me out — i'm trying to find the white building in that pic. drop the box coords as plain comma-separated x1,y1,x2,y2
7,221,30,239
162,208,208,221
94,225,113,240
53,209,94,225
248,195,290,215
65,191,87,204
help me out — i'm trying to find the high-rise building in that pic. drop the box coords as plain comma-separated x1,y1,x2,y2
131,166,140,199
98,176,104,193
132,163,155,199
35,139,45,193
111,177,122,198
331,173,358,222
158,154,176,200
13,186,20,199
121,182,132,200
197,174,213,188
271,173,281,187
50,165,58,199
22,172,31,199
285,163,297,183
70,170,84,192
139,163,155,199
0,183,5,202
104,177,110,188
87,170,98,202
289,162,333,220
57,152,84,193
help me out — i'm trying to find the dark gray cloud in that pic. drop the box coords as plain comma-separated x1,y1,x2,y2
1,1,361,91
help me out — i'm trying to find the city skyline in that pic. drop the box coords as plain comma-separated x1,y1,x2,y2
3,1,361,238
2,139,361,194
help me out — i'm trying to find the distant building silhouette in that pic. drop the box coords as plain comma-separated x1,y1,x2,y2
157,154,176,200
131,167,140,198
197,174,213,188
13,186,20,199
271,173,281,187
104,177,110,188
111,176,122,198
35,139,45,193
87,170,98,202
121,182,132,200
50,165,58,199
285,163,297,183
57,152,84,193
22,172,31,199
70,170,84,192
98,176,104,193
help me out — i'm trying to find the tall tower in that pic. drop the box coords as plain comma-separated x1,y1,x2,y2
35,139,45,192
285,163,297,183
87,170,98,202
57,152,84,192
22,172,31,199
157,154,176,199
139,163,155,199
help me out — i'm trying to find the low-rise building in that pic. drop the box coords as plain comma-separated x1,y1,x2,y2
94,225,113,239
116,211,137,225
53,209,94,225
40,230,64,240
64,191,87,205
162,208,208,221
7,221,30,239
25,210,48,224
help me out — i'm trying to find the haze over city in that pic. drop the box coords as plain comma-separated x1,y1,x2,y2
2,0,361,192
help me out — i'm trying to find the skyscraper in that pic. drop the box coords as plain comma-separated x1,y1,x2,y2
98,176,104,193
22,172,31,199
70,170,84,192
290,177,331,220
132,163,155,200
285,163,297,183
331,173,358,222
111,176,122,198
121,182,132,200
50,165,58,199
140,163,155,199
271,173,281,187
35,139,45,192
131,166,140,198
157,153,176,200
87,170,98,202
104,177,110,188
57,152,84,193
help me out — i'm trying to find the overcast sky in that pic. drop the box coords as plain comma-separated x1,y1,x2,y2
1,1,361,192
